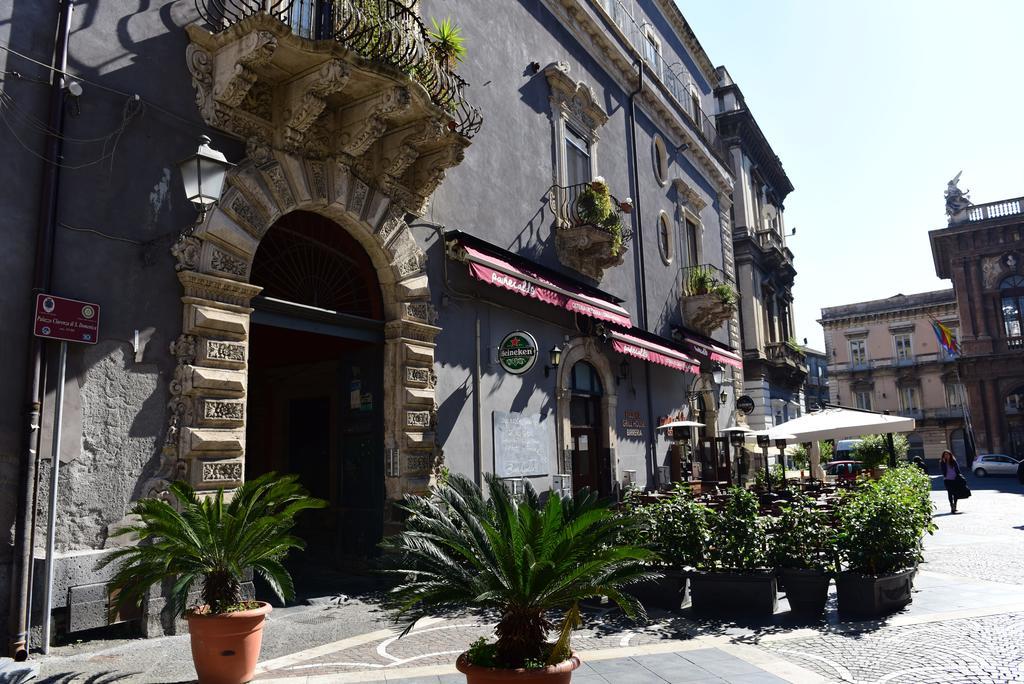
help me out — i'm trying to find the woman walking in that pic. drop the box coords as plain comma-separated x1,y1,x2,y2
940,450,963,514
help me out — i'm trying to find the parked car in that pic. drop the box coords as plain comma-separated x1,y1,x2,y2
972,454,1021,477
835,439,864,461
824,460,864,483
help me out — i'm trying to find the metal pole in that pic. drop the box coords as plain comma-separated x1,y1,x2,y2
762,445,770,493
40,341,68,655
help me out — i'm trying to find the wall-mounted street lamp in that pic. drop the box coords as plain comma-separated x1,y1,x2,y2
178,135,233,214
544,344,562,378
686,363,726,406
617,358,631,385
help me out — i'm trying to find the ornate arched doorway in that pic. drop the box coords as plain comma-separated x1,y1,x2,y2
556,339,617,497
163,151,443,550
245,211,386,562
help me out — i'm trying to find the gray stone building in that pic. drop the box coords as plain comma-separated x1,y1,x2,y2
0,0,792,651
801,344,829,412
715,68,805,431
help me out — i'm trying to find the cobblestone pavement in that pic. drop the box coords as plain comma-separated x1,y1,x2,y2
32,475,1024,683
758,612,1024,683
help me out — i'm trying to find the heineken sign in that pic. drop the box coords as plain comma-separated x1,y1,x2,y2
498,330,539,375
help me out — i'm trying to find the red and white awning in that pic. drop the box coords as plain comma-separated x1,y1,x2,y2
678,334,743,370
461,245,633,328
609,330,700,375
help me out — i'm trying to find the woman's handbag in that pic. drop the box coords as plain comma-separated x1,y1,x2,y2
954,473,972,499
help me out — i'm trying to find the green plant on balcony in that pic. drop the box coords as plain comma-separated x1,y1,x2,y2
577,178,625,257
711,282,737,309
684,266,715,296
785,336,803,352
428,17,467,68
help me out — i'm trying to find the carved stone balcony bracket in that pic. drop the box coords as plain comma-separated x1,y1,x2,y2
185,15,471,215
680,293,734,335
555,225,627,281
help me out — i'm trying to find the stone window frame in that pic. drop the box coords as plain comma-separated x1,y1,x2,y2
672,178,706,267
544,62,609,188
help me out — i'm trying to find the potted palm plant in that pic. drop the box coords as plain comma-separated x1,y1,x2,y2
768,494,837,616
835,466,934,617
382,474,655,683
690,487,776,616
99,473,326,684
428,17,467,68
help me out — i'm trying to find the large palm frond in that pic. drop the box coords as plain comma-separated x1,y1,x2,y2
382,474,657,668
98,472,326,616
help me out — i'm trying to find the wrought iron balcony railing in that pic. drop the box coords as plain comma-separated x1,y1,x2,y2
593,0,727,162
194,0,482,138
765,341,807,367
551,183,634,244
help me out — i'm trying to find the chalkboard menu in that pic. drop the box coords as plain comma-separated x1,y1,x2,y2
492,411,553,478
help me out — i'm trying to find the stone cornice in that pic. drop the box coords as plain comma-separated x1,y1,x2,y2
649,0,719,87
544,0,732,195
819,302,959,331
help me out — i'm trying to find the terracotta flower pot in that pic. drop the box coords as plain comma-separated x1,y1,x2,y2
186,601,272,684
456,652,581,684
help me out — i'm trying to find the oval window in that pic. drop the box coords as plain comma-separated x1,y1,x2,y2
657,211,673,265
652,135,668,186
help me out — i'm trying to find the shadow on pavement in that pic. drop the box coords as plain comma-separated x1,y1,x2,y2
36,673,144,684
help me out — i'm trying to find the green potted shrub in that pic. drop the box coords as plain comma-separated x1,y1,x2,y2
768,494,837,616
383,474,654,684
428,17,467,69
690,487,776,616
834,465,935,617
99,473,326,684
851,434,909,478
576,177,625,257
622,485,709,610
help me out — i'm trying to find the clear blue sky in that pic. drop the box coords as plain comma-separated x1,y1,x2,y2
678,0,1024,350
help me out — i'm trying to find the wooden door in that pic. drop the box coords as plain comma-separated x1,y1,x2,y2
570,426,599,494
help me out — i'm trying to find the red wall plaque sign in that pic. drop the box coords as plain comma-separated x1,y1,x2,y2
33,294,101,344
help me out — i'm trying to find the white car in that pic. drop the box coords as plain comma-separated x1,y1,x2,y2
972,454,1021,477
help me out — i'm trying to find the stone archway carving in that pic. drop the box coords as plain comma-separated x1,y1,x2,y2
163,148,440,506
151,11,481,508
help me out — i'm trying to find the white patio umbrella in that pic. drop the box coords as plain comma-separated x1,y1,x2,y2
763,406,917,478
762,406,916,443
656,420,705,430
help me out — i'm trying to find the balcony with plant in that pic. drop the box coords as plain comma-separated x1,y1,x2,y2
551,177,635,280
188,0,482,215
680,264,737,334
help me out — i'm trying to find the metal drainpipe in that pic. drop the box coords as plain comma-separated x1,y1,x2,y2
10,0,74,659
627,60,657,488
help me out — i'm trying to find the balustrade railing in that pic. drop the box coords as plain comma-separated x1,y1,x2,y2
765,341,807,367
967,197,1024,222
194,0,482,138
593,0,727,161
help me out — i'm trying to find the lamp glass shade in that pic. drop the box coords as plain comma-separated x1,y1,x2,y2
711,365,724,385
549,345,562,368
178,135,232,209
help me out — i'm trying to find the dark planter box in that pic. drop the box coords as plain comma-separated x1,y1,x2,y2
835,568,914,617
779,568,831,616
690,571,777,616
626,571,689,611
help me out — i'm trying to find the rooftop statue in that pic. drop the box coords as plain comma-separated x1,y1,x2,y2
945,171,973,219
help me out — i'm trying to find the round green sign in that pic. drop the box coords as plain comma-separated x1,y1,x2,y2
498,330,539,375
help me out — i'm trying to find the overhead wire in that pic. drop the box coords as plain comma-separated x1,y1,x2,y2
0,39,238,141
